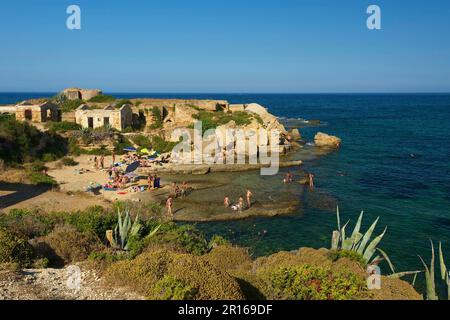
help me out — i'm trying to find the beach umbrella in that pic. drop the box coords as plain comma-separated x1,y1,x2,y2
125,161,140,173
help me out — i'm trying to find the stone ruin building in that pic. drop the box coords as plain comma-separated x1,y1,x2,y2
75,104,133,131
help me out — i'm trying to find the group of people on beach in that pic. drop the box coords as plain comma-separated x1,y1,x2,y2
223,190,253,213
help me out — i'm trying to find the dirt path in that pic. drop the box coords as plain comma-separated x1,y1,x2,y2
0,266,144,300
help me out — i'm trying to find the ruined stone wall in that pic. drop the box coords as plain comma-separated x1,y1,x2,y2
14,102,58,123
133,99,229,112
80,89,102,101
63,88,102,101
75,106,132,131
61,111,76,123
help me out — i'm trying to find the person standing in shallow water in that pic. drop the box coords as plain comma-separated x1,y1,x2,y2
238,196,244,213
308,172,315,190
246,190,253,208
224,196,230,208
166,197,173,218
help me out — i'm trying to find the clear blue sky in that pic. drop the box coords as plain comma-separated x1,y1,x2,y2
0,0,449,93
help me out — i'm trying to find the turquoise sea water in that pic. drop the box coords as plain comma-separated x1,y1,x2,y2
2,93,450,283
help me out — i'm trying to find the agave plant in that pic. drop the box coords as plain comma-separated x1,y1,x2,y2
331,207,387,265
419,241,450,300
331,207,421,280
439,242,450,299
109,210,160,251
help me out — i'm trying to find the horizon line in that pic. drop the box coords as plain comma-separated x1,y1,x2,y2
1,91,450,95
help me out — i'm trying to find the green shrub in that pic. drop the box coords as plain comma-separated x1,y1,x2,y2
192,110,254,134
58,99,84,112
47,121,81,133
152,275,197,300
114,99,132,108
144,223,209,256
0,228,34,267
131,134,152,148
28,172,56,185
113,135,133,155
328,249,367,267
135,101,142,107
88,95,116,103
105,249,245,300
149,107,163,129
260,264,367,300
0,115,67,164
35,225,100,266
208,235,231,249
63,206,116,241
0,209,56,238
61,157,78,166
151,136,178,153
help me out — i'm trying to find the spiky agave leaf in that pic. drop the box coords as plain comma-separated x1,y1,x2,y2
340,220,351,250
388,271,422,279
438,242,450,300
129,214,142,237
148,224,161,238
351,232,363,251
439,242,448,281
418,241,438,300
350,211,364,240
336,206,341,233
363,227,387,263
356,217,380,255
377,248,395,274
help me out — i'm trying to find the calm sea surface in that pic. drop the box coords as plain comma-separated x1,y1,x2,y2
2,92,450,287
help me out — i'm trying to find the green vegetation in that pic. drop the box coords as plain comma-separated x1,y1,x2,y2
0,114,67,165
151,135,178,153
192,110,254,134
0,205,425,300
259,264,366,300
114,99,133,108
60,157,78,166
113,135,133,155
153,275,197,300
135,101,142,107
105,249,245,300
0,228,34,267
58,99,85,112
25,162,57,185
88,94,116,103
328,249,366,266
331,207,388,265
149,107,163,129
109,210,160,251
35,225,100,267
130,134,152,149
418,241,450,300
46,121,81,133
130,134,177,153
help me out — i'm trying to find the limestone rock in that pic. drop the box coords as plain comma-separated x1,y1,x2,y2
174,105,199,126
314,132,342,148
289,128,301,140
